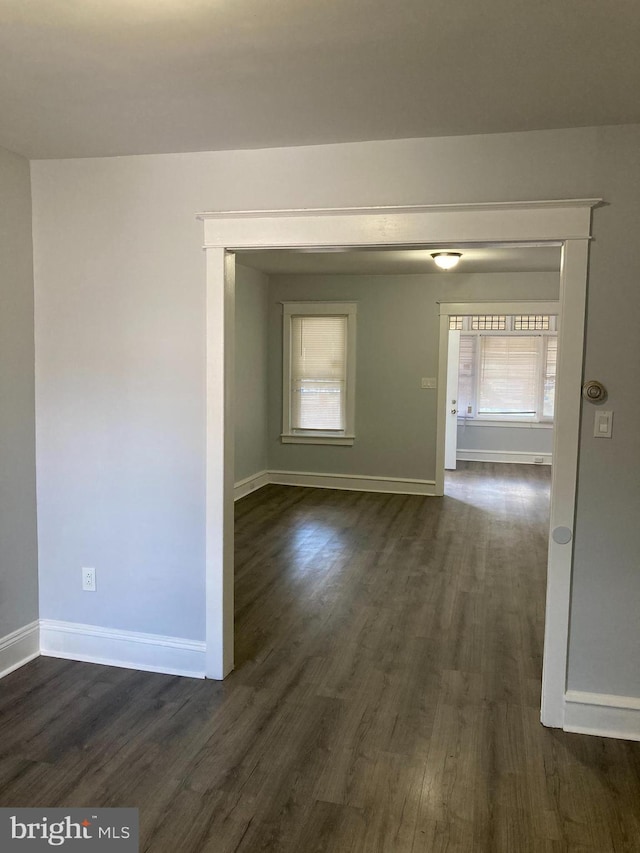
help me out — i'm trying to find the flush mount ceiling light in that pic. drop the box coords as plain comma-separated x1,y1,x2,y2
431,251,462,270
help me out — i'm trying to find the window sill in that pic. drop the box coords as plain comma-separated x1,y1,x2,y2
281,433,355,446
457,419,553,429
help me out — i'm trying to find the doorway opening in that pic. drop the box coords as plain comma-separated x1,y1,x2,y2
200,200,598,732
441,301,559,490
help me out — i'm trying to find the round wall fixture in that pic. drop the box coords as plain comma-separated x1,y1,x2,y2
552,526,573,545
582,380,607,403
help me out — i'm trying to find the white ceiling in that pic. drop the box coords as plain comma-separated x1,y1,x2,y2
236,245,561,276
1,1,639,160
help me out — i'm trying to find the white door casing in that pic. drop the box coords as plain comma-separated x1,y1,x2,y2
200,200,598,730
444,329,460,470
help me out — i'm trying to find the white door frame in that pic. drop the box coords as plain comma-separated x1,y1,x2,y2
200,200,599,729
444,329,461,470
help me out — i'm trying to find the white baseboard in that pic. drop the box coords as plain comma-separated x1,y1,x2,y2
0,621,40,679
564,690,640,742
268,470,437,496
456,449,552,465
235,469,438,497
40,619,206,679
234,469,270,501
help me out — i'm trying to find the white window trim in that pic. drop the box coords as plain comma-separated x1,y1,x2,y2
458,419,554,430
281,301,357,445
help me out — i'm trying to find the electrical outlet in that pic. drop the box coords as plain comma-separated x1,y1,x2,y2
534,456,544,464
82,567,96,592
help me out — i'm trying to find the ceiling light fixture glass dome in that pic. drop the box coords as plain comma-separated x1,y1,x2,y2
431,251,462,270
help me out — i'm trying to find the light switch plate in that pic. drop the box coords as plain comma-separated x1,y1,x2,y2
594,410,613,438
421,377,437,389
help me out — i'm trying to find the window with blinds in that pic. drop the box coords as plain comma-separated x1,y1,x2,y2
282,302,357,444
478,335,539,416
543,337,557,419
455,314,558,422
457,335,476,417
290,315,347,430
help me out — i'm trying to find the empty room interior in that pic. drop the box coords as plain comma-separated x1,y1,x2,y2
2,2,640,851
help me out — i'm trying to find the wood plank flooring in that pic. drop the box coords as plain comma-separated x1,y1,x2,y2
2,463,640,851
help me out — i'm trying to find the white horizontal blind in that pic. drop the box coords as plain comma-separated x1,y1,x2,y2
290,315,347,430
478,335,538,416
458,335,476,416
543,337,558,418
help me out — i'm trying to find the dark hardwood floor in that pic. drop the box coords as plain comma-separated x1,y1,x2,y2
2,463,640,851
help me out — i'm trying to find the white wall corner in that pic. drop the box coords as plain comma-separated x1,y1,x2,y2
0,621,40,679
39,620,206,679
234,470,270,501
564,690,640,742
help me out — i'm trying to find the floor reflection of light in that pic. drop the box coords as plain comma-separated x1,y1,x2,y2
445,476,550,511
287,518,346,572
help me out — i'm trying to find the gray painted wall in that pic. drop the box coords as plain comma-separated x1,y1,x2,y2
235,264,269,482
0,146,38,637
456,423,554,455
268,272,558,480
29,125,640,700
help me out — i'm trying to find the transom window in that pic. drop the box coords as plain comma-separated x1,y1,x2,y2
451,314,556,332
471,314,507,330
513,314,551,330
281,302,357,445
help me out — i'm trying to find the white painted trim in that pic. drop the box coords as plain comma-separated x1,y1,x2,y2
458,419,553,429
281,301,358,311
564,690,640,742
234,470,270,501
435,311,449,494
199,200,601,219
540,240,591,728
456,449,552,465
205,249,235,680
235,470,438,498
203,200,598,724
268,470,437,496
40,620,206,679
0,621,40,679
438,300,560,317
201,202,599,250
281,434,355,446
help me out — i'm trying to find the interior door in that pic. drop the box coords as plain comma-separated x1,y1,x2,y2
444,328,460,470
